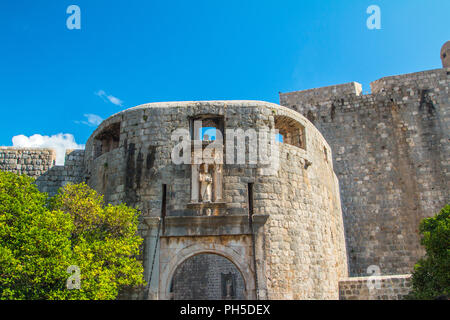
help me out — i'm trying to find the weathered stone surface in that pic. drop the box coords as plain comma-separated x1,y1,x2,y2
441,41,450,68
1,51,448,299
280,67,450,277
0,147,56,178
0,147,85,196
171,253,246,300
339,274,411,300
80,101,348,300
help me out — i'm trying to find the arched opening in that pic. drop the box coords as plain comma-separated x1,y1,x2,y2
169,253,246,300
274,115,306,149
94,122,121,158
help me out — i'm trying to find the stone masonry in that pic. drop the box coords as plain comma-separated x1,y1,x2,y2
280,68,449,277
339,274,411,300
1,45,449,300
0,148,85,196
171,253,246,300
0,147,56,179
82,101,348,300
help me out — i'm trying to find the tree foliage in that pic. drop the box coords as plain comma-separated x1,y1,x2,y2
0,171,145,300
409,204,450,299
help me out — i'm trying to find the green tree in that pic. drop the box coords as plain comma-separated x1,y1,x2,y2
0,171,145,300
0,171,73,299
409,204,450,299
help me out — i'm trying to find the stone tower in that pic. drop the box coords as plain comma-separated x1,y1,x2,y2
441,41,450,68
82,101,348,299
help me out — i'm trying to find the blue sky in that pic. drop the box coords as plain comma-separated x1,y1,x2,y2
0,0,448,157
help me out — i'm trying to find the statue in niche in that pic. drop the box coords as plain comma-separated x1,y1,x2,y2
190,143,222,205
221,272,235,299
225,278,232,298
199,163,213,202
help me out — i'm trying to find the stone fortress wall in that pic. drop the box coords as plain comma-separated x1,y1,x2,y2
1,44,449,300
339,274,411,300
280,67,450,277
0,147,56,179
36,149,85,196
0,147,85,196
82,101,348,300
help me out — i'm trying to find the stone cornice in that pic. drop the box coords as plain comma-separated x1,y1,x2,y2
159,214,269,237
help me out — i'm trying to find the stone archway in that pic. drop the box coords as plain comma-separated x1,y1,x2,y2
170,253,245,300
159,243,255,300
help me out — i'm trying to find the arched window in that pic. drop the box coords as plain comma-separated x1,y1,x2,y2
94,122,121,158
274,115,306,149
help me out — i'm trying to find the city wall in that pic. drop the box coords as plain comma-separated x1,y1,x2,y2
280,68,450,276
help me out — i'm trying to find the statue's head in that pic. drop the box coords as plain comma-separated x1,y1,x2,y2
201,163,209,173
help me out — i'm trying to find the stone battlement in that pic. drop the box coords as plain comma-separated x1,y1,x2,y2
0,147,85,196
280,82,363,108
339,274,412,300
0,147,56,179
280,68,450,109
370,68,449,94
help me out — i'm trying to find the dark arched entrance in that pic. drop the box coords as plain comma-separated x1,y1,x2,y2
170,253,246,300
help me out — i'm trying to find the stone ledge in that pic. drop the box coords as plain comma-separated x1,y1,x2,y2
185,202,227,216
339,274,412,300
186,202,227,208
339,274,411,283
160,214,269,237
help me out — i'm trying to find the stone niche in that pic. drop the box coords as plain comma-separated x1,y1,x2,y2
275,115,306,149
189,147,224,216
188,114,225,216
94,122,120,158
170,254,245,300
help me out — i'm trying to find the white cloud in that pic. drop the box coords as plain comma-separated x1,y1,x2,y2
96,89,106,97
107,95,123,106
95,90,124,106
75,113,103,127
12,133,85,165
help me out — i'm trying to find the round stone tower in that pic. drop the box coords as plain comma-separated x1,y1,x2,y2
441,41,450,68
83,101,348,299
